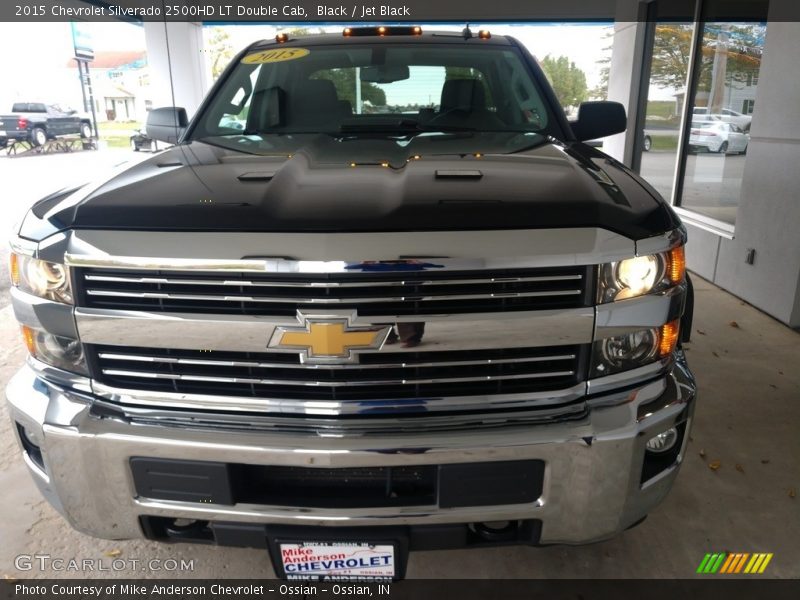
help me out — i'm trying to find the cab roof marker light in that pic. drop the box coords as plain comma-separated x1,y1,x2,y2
478,30,492,40
343,26,422,37
275,33,289,43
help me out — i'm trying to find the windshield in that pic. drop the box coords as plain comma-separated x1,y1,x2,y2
189,42,556,154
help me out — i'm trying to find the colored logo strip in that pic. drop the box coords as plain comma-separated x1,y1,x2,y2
697,553,773,574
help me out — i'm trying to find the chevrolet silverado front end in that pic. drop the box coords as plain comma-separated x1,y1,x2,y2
5,28,696,580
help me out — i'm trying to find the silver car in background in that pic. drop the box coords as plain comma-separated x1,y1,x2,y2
689,120,749,154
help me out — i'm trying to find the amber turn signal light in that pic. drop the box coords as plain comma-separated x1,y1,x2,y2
20,325,36,356
9,253,20,287
667,245,686,284
658,320,680,357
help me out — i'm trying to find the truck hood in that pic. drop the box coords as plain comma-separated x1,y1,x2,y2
20,133,678,241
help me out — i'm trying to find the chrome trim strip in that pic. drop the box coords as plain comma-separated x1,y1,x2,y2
75,307,596,353
8,235,38,257
83,273,584,287
635,227,687,256
84,288,583,303
26,357,93,395
64,227,637,272
586,357,672,397
92,399,588,435
97,351,577,370
10,288,78,339
91,380,588,415
100,368,576,387
594,284,686,339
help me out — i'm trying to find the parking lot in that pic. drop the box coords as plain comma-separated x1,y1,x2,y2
0,149,797,579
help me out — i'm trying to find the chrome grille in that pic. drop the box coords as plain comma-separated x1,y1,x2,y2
75,266,591,316
87,344,586,414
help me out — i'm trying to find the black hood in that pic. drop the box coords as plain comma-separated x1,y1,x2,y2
20,133,679,241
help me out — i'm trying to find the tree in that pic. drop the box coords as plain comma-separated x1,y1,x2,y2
207,27,233,81
283,27,386,110
539,55,588,108
647,24,763,93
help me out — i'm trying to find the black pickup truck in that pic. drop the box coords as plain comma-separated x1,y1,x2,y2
7,27,696,581
0,102,93,147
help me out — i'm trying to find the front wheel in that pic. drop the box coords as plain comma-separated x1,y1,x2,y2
643,135,652,152
80,122,92,138
30,127,47,147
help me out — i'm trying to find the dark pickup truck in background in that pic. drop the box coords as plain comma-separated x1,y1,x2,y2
0,102,93,147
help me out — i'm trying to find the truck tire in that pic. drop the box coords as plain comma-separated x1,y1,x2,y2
80,122,92,139
31,127,47,147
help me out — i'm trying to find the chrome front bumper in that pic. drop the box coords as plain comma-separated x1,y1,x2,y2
5,356,695,545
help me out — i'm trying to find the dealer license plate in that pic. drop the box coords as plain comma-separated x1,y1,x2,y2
279,541,395,579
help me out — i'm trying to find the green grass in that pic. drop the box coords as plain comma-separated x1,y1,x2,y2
646,135,679,152
97,120,141,132
102,135,133,149
645,100,677,119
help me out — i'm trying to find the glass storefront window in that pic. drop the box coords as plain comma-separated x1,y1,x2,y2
679,22,766,225
639,23,695,201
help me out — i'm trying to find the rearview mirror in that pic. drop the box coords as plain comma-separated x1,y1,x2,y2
146,107,188,144
570,101,627,142
360,65,410,84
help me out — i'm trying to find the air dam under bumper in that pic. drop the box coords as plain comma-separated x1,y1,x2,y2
5,356,695,546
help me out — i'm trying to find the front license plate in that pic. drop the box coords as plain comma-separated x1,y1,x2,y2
279,541,395,580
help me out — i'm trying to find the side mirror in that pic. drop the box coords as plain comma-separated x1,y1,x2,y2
146,107,188,144
570,101,627,142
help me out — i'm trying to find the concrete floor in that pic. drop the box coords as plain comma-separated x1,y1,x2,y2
0,274,797,579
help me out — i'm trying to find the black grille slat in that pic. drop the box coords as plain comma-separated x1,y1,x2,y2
89,344,584,404
77,266,591,316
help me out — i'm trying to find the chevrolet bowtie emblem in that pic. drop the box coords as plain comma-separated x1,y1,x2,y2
269,313,391,364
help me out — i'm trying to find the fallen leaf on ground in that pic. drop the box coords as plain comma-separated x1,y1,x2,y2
735,464,744,474
729,321,740,328
778,371,784,375
708,460,721,471
104,549,122,558
769,384,778,389
761,459,770,464
712,351,720,358
697,329,706,335
699,449,706,458
789,488,796,499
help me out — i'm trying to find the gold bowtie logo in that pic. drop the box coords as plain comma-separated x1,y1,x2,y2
270,315,390,363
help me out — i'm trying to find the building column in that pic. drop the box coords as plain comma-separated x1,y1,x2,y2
696,12,800,327
604,18,648,165
143,22,209,117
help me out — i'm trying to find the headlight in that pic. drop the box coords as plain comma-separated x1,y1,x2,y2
598,245,685,303
20,325,87,375
591,320,680,377
9,253,73,304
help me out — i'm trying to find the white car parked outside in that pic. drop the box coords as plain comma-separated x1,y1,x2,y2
689,120,749,154
692,107,752,132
